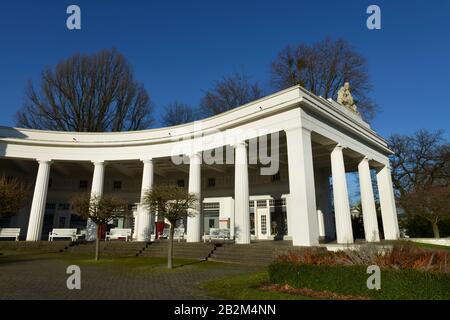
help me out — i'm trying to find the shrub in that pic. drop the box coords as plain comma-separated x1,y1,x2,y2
400,214,450,238
268,262,450,300
277,243,450,273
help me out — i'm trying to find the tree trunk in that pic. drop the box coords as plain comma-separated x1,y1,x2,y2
95,225,101,261
431,221,440,239
168,223,175,269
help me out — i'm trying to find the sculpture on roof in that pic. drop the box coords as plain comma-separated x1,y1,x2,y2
337,82,358,113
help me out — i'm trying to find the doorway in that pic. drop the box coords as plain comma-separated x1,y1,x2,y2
255,200,270,239
203,210,219,234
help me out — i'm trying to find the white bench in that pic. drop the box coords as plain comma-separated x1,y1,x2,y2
159,227,185,242
174,228,185,242
105,228,132,241
49,228,78,241
204,228,231,242
0,228,21,241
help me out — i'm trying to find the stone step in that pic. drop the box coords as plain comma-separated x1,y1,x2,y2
207,241,303,265
0,241,72,253
140,252,209,260
144,243,214,248
210,253,275,262
139,242,214,259
70,245,146,250
207,257,274,265
142,250,213,253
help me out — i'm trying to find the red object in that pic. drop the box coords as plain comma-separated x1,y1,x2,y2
98,224,107,240
155,221,165,239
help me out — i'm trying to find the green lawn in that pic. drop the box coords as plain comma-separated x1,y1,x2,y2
269,263,450,300
0,249,235,274
200,272,311,300
408,241,450,251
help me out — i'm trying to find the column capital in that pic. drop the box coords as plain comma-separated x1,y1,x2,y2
92,160,106,166
141,158,153,164
234,140,247,148
333,144,346,151
187,152,202,159
36,159,52,165
377,163,392,171
359,156,371,163
284,126,311,135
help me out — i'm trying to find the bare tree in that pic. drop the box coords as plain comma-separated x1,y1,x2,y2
71,194,127,260
199,73,264,117
16,49,154,132
0,176,29,219
143,185,198,269
389,129,450,238
271,38,376,121
161,102,198,126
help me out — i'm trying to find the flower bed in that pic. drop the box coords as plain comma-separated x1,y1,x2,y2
277,243,450,273
268,243,450,300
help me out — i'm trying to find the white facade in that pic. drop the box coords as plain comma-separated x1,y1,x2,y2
0,86,400,246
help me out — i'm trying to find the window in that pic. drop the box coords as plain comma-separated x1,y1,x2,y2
257,200,267,208
45,203,56,210
113,181,122,190
58,217,66,228
260,215,267,235
271,172,281,182
58,203,70,210
269,199,285,207
79,180,88,189
177,179,185,188
203,202,220,210
208,178,216,187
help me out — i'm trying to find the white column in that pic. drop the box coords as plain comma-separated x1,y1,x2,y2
234,141,250,244
358,157,380,242
376,164,400,240
137,159,154,241
226,197,235,239
26,160,52,241
285,127,319,246
330,145,353,244
86,161,105,241
285,194,293,237
322,173,335,240
133,211,139,240
315,171,329,238
187,152,202,242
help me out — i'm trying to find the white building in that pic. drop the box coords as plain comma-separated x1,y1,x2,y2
0,85,399,246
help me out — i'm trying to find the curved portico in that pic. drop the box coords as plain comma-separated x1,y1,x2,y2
0,85,400,246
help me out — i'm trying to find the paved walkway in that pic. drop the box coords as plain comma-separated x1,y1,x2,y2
0,253,259,300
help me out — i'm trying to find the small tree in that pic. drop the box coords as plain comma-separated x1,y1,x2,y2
143,185,198,269
401,186,450,238
0,176,29,219
389,129,450,238
71,193,126,260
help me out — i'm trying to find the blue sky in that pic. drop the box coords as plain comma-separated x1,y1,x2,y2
0,0,449,141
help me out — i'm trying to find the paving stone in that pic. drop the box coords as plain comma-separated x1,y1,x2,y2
0,251,260,300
